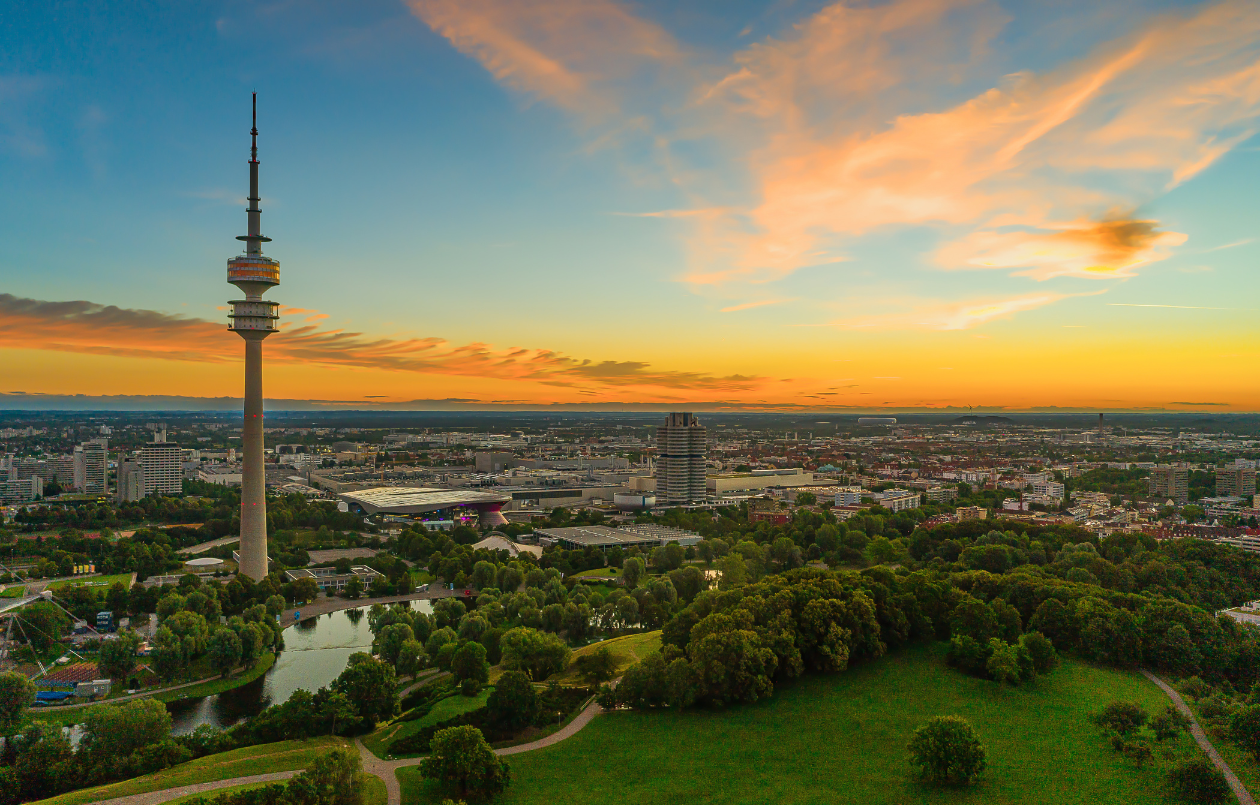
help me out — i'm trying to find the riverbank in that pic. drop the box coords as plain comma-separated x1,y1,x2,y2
24,652,277,727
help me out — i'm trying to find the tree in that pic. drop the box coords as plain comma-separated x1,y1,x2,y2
375,622,416,668
499,627,571,681
20,601,69,653
207,628,243,678
1232,704,1260,760
290,577,320,604
397,640,427,679
96,631,140,681
0,672,35,734
1019,631,1057,673
344,577,363,599
419,725,511,800
907,716,987,784
80,698,172,760
622,557,645,590
152,626,188,680
1093,701,1148,737
451,641,490,687
322,691,359,737
985,639,1022,685
574,646,617,687
1166,757,1231,804
486,671,539,730
288,747,366,805
949,597,999,644
333,653,398,726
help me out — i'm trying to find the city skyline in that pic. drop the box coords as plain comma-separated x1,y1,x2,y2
3,0,1260,412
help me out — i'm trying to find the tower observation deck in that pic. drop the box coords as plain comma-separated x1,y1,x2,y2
228,93,278,581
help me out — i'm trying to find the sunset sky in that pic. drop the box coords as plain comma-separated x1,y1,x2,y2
2,0,1259,411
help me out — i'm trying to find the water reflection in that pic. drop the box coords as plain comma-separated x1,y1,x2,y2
166,599,432,735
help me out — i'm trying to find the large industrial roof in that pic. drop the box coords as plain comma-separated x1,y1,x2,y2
339,486,511,514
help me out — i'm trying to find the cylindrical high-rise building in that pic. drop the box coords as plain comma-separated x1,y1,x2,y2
227,94,280,581
656,413,708,504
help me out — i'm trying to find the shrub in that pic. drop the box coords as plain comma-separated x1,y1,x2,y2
1230,704,1260,760
907,715,986,784
1151,705,1191,742
1179,677,1214,701
1093,701,1147,737
1019,631,1057,673
1166,757,1230,804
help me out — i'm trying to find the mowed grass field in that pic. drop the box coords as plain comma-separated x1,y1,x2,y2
400,641,1180,805
363,688,494,759
31,737,353,805
546,631,661,686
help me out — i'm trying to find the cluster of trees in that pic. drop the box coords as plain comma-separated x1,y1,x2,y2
1,695,190,803
151,590,282,681
367,600,573,691
182,749,365,805
605,527,1260,711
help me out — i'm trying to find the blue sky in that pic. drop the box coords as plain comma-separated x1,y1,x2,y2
2,0,1258,410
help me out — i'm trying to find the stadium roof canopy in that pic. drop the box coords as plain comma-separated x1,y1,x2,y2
338,486,511,515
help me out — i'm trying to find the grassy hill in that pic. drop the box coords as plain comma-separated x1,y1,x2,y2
400,641,1182,805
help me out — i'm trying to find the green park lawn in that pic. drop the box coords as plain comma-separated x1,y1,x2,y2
400,641,1183,805
569,567,622,579
363,688,495,759
31,737,353,805
47,572,133,592
546,631,662,687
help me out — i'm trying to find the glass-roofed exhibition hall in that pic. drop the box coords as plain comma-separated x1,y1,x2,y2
337,487,511,528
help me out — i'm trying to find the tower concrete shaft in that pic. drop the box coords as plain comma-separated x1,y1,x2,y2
227,93,280,582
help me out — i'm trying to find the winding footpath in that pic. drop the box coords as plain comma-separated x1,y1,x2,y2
1141,669,1255,805
79,698,607,805
356,698,606,805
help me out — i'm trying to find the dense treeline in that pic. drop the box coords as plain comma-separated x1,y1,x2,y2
603,520,1260,711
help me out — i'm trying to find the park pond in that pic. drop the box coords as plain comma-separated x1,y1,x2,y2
165,599,433,735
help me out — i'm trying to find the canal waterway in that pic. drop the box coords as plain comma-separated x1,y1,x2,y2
166,599,432,735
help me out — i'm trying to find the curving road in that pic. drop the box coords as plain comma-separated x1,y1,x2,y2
1141,669,1255,805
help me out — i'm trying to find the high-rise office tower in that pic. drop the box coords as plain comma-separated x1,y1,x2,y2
1149,464,1189,505
1217,466,1257,498
226,94,280,581
116,460,145,503
74,438,108,495
140,432,182,497
656,413,708,503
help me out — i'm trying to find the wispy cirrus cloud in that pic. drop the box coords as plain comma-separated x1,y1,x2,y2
832,291,1089,331
406,0,682,120
0,294,764,393
413,0,1260,318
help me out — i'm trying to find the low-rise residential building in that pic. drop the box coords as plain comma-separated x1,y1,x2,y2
956,505,987,521
834,486,864,506
879,489,921,512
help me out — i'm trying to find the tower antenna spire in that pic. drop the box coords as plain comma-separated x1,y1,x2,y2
250,92,258,164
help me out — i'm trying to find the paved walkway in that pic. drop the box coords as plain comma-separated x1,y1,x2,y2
94,770,300,805
356,697,606,805
1142,669,1255,805
398,669,448,699
281,590,458,623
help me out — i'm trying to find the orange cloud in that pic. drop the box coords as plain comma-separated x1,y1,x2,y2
0,294,764,393
415,0,1259,293
406,0,681,119
936,215,1189,280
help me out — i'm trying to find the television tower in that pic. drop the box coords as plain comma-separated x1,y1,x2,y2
226,93,279,581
